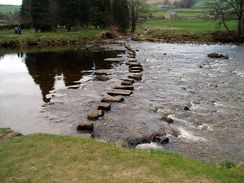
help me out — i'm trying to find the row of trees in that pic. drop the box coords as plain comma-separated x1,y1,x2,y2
21,0,145,33
210,0,243,35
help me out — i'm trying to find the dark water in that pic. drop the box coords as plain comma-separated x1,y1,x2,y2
0,42,243,163
0,46,125,134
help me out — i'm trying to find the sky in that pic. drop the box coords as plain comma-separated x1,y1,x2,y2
0,0,22,5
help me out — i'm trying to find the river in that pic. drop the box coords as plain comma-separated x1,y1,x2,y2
0,42,243,163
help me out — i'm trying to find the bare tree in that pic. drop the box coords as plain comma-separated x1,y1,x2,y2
128,0,145,33
210,0,243,35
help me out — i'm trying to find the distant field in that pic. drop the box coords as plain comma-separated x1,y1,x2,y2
148,0,211,18
0,5,20,14
138,19,236,32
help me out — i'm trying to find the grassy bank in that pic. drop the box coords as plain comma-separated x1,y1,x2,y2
0,29,105,48
134,19,241,43
0,134,243,183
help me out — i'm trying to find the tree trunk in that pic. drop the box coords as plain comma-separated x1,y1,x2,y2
237,0,243,35
131,5,136,33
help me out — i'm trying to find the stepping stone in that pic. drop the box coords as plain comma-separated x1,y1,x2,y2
128,51,136,56
125,44,133,51
128,63,142,67
122,78,134,83
77,122,94,132
128,55,136,58
121,81,133,86
128,74,142,81
101,96,124,103
128,59,137,62
114,86,134,90
126,61,139,65
87,110,104,120
129,66,143,71
98,103,111,111
129,70,142,73
108,89,133,96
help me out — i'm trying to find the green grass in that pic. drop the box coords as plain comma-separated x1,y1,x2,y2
0,29,105,46
138,19,236,32
0,134,243,183
0,5,20,14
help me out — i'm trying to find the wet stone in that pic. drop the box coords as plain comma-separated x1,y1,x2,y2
129,70,142,73
87,110,104,120
125,44,133,51
122,78,134,83
101,96,124,103
129,67,143,71
114,86,134,90
108,89,133,96
77,122,94,132
126,62,141,68
128,74,142,81
128,63,142,67
121,81,133,86
127,59,137,63
98,103,111,111
161,116,174,124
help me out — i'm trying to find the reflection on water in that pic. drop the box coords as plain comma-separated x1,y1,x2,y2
0,47,125,133
25,49,124,102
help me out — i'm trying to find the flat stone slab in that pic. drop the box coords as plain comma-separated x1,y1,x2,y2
98,103,111,111
101,96,124,103
87,110,104,120
127,59,137,62
114,86,134,90
129,70,142,73
108,89,133,96
121,81,133,86
129,66,143,71
77,122,94,132
125,44,133,51
128,63,142,67
128,74,142,81
122,78,134,83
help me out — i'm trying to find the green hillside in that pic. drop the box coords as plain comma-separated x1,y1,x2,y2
0,5,20,14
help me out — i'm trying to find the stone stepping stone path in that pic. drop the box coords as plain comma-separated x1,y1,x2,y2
78,43,144,133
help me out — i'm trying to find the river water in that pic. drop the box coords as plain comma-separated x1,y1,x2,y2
0,42,243,163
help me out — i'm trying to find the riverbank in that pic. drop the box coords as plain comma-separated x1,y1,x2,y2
0,27,243,50
0,133,243,183
0,29,105,49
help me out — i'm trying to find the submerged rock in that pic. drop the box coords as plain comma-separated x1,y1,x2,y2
208,53,229,59
87,110,104,120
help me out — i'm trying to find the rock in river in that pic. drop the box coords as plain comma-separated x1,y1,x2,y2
128,74,142,81
101,96,124,103
114,86,134,90
121,81,133,86
87,110,104,120
208,52,229,59
108,89,133,96
77,122,94,132
98,103,111,111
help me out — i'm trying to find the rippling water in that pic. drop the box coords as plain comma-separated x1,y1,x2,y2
0,42,243,163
